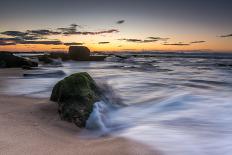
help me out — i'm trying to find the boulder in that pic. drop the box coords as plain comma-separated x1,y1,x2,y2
69,46,90,61
50,72,101,127
0,52,38,68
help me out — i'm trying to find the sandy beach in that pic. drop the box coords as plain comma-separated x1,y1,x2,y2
0,69,159,155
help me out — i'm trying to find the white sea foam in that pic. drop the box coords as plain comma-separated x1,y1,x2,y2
1,53,232,154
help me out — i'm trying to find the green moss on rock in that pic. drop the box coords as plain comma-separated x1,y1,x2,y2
50,72,101,127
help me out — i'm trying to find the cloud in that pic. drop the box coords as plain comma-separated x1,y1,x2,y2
58,24,119,35
57,24,78,34
20,40,63,45
0,24,119,46
119,38,142,42
63,42,84,46
119,38,157,43
147,37,170,41
117,20,125,24
27,29,61,36
163,42,190,46
0,37,63,45
190,41,206,44
1,31,28,37
98,42,110,44
72,29,119,35
0,40,16,46
0,37,21,46
219,33,232,38
1,30,50,40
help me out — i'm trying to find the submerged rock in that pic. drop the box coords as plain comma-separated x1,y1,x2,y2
0,52,38,68
50,72,101,127
23,70,66,78
49,52,70,61
38,55,54,64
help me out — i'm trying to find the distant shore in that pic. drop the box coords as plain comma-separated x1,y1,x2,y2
0,69,159,155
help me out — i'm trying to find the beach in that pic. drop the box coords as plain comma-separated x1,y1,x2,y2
0,54,232,155
0,69,159,155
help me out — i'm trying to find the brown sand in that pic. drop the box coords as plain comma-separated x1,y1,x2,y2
0,69,161,155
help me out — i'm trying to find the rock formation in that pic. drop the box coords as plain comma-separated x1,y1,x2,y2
69,46,90,61
50,72,102,127
0,52,38,68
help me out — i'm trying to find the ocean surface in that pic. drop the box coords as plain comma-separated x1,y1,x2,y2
1,53,232,155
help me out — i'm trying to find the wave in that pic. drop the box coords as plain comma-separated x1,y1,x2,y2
85,88,232,155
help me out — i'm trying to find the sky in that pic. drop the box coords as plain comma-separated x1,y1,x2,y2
0,0,232,52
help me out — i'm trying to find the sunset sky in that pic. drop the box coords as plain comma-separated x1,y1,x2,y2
0,0,232,52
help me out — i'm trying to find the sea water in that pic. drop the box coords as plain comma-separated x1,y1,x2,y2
1,53,232,155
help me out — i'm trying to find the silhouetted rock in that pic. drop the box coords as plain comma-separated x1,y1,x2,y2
50,72,101,127
49,52,70,61
69,46,90,61
0,52,38,68
38,55,54,64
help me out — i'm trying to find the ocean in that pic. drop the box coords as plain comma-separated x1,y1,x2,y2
1,52,232,155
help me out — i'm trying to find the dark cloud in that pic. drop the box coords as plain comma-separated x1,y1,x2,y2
119,38,142,42
98,42,110,44
63,42,84,46
219,33,232,38
119,38,157,43
147,37,170,41
1,30,48,40
163,42,190,46
20,40,63,45
143,39,158,43
190,41,206,44
1,31,28,37
72,29,119,35
57,24,78,34
0,40,16,46
0,24,120,46
0,37,21,46
57,24,119,35
27,29,61,36
0,37,62,45
117,20,125,24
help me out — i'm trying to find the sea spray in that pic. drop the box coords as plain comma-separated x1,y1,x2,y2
86,101,109,133
1,53,232,154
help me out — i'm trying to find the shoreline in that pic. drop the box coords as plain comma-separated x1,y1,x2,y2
0,68,160,155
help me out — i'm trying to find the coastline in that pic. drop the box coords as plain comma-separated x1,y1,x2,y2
0,69,160,155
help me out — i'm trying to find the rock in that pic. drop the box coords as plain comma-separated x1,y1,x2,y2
49,52,70,61
0,52,38,68
50,72,101,127
88,55,107,61
24,70,66,78
22,65,32,70
37,54,63,66
69,46,90,61
38,55,54,64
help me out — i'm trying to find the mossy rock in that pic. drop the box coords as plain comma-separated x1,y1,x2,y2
50,72,101,127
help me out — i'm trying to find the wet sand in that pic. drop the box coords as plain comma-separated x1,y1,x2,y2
0,69,160,155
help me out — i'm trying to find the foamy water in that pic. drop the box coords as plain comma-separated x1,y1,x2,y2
1,53,232,155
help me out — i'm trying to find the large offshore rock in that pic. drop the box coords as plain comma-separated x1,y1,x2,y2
0,52,38,68
68,46,90,61
50,72,101,127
